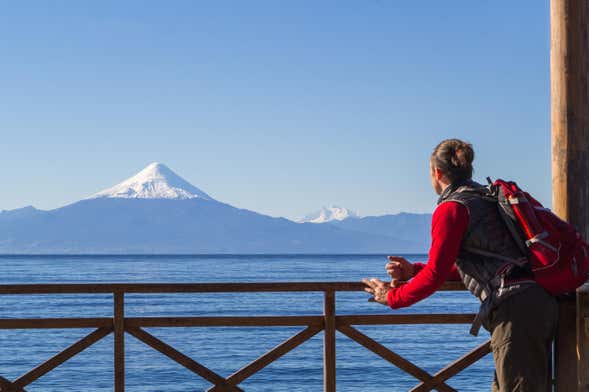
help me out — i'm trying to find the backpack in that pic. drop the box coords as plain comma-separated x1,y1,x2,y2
487,177,589,295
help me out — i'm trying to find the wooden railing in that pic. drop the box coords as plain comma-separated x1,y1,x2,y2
0,281,519,391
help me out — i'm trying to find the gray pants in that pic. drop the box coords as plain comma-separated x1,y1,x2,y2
489,285,559,392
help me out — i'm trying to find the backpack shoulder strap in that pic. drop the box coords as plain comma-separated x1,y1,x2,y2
488,179,529,256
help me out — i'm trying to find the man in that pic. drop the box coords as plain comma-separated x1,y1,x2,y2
363,139,558,391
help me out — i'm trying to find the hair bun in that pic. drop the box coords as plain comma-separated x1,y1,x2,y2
431,139,475,182
451,146,473,168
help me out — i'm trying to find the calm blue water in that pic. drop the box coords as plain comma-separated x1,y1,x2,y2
0,255,493,391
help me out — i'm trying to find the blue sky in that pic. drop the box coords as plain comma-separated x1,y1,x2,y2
1,1,551,220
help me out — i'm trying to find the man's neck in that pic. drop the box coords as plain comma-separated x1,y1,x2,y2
437,179,471,204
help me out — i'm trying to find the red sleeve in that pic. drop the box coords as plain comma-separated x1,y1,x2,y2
387,201,468,309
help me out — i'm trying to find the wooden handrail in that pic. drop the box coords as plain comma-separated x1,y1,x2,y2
0,281,487,392
0,281,466,294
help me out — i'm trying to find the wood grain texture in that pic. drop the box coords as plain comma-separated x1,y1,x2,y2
551,1,589,390
551,0,589,240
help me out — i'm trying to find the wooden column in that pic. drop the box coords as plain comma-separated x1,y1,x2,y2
555,297,578,392
551,1,589,391
577,284,589,391
323,291,336,392
551,0,589,238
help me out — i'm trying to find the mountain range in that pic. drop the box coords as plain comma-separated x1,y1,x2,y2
0,163,432,254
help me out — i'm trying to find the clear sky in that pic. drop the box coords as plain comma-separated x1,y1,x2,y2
1,1,551,220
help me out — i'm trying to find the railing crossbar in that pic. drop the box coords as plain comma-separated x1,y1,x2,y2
410,340,492,392
337,324,456,392
336,314,477,325
126,326,241,391
13,327,112,389
209,325,323,391
125,315,323,328
0,314,479,330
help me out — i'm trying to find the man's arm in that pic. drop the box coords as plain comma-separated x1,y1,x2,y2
386,201,469,309
412,261,462,281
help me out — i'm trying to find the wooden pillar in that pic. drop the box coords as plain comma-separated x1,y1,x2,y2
555,297,578,392
551,0,589,238
551,1,589,391
577,284,589,391
323,291,336,392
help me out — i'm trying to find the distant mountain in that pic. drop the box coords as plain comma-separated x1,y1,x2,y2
0,164,426,254
0,206,43,221
90,162,212,200
329,212,432,253
298,206,432,252
298,206,360,223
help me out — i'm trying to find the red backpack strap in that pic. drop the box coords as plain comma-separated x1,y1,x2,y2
488,178,529,257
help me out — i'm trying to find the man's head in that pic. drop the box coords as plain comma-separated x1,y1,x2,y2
430,139,474,195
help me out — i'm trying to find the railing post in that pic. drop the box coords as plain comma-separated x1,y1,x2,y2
114,291,125,392
323,290,336,392
578,284,589,391
556,297,577,392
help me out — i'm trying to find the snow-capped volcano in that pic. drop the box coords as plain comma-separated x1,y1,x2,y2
298,206,360,223
89,162,213,200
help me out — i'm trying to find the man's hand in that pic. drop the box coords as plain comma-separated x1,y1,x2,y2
362,278,391,305
386,256,414,287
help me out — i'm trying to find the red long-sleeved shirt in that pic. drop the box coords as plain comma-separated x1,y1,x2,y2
387,201,469,309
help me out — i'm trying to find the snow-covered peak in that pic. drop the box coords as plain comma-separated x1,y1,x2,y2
298,206,360,223
89,162,213,201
